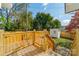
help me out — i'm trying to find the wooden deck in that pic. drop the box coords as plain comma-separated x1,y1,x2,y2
8,45,61,56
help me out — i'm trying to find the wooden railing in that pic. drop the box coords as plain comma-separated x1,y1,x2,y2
0,30,54,56
71,29,79,56
33,30,54,51
45,34,55,51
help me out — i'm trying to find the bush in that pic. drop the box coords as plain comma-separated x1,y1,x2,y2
53,38,72,49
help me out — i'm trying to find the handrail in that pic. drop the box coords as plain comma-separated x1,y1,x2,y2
45,34,55,51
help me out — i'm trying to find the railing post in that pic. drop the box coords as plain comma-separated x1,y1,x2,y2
43,29,49,51
33,29,36,45
71,29,79,56
0,30,4,55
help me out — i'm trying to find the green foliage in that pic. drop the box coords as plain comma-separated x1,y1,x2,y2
11,11,33,31
52,19,61,28
0,3,61,31
4,18,12,31
33,12,61,30
33,13,53,30
0,15,6,28
0,12,61,31
0,15,12,31
53,38,72,49
10,4,33,31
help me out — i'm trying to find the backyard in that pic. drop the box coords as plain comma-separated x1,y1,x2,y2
0,3,79,56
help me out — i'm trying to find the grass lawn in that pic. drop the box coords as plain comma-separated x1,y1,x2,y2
53,38,72,49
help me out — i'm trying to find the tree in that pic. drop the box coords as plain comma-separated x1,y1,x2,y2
0,6,13,31
52,19,61,28
0,15,6,29
33,12,61,30
0,3,61,31
0,14,12,31
11,11,33,31
33,13,53,30
0,3,33,31
10,3,33,31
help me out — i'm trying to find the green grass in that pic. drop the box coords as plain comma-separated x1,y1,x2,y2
53,38,72,49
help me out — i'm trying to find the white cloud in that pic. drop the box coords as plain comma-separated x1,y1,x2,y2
61,19,71,26
43,3,48,6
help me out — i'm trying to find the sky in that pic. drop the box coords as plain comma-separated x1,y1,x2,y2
0,3,75,26
28,3,74,26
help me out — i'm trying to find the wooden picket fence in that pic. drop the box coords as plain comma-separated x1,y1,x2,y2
61,31,75,40
0,30,54,56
